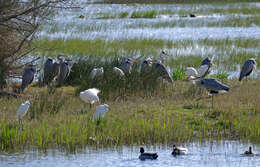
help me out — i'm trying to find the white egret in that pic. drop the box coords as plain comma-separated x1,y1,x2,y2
16,100,30,123
80,88,100,111
90,67,104,79
93,104,110,120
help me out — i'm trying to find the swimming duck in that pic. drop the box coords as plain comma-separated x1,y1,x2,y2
139,147,158,160
172,145,188,155
244,146,254,155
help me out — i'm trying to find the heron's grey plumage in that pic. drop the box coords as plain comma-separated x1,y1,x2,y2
21,65,36,91
140,58,153,76
199,57,213,78
196,78,229,94
152,62,173,83
120,58,135,74
43,58,54,85
239,58,257,81
58,62,70,85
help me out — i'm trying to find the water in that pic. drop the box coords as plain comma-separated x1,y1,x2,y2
1,141,260,167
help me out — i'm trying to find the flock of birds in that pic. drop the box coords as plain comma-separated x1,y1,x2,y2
16,51,257,124
138,145,259,160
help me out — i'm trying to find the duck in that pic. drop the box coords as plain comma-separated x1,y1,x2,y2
172,145,188,155
139,147,158,160
244,146,254,155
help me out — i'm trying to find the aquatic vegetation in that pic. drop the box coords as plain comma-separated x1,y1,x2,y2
131,10,157,18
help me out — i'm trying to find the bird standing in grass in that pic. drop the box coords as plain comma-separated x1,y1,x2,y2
139,147,158,160
20,65,36,92
172,145,188,155
120,58,136,74
90,67,104,80
93,104,110,120
239,58,257,81
80,88,100,112
189,77,229,108
16,100,30,124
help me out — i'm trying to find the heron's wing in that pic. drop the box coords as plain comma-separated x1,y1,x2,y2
153,63,173,83
239,60,254,80
202,78,229,91
197,65,209,77
186,67,198,76
43,59,54,81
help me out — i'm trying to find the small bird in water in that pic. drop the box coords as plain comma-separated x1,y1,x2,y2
244,146,254,155
172,145,188,155
139,147,158,160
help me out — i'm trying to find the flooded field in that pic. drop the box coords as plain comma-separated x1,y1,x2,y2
36,2,260,78
1,141,260,167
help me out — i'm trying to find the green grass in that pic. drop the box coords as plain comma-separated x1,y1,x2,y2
131,10,157,18
1,80,260,152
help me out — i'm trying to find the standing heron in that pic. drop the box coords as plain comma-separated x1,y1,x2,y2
16,100,30,124
20,65,36,92
152,61,173,83
120,58,136,74
190,77,229,108
58,59,74,86
198,57,213,78
239,58,257,81
43,58,54,85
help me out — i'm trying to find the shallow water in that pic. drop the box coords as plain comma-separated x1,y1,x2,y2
1,141,260,167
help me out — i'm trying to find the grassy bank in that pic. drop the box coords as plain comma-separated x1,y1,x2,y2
1,80,260,152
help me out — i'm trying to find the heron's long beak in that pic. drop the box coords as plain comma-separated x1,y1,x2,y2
131,59,137,63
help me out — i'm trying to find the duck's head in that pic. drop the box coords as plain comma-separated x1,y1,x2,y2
249,146,252,153
140,147,144,153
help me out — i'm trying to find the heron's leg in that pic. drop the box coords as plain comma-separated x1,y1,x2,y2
211,95,214,109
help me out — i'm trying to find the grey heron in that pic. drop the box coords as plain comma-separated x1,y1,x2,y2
239,58,257,81
198,57,213,78
58,59,74,86
43,58,54,85
120,58,136,74
159,50,170,64
190,77,229,108
152,61,173,83
20,65,36,92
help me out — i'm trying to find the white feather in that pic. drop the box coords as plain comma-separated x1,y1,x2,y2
93,104,110,119
16,100,30,120
185,67,198,76
177,147,188,155
80,88,100,104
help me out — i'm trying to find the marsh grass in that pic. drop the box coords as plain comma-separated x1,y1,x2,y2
131,10,157,18
1,80,260,152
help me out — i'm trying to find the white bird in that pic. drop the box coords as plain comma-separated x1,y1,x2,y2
93,104,110,120
90,67,104,79
16,100,30,123
113,67,125,77
186,67,198,76
172,145,188,155
80,88,100,108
